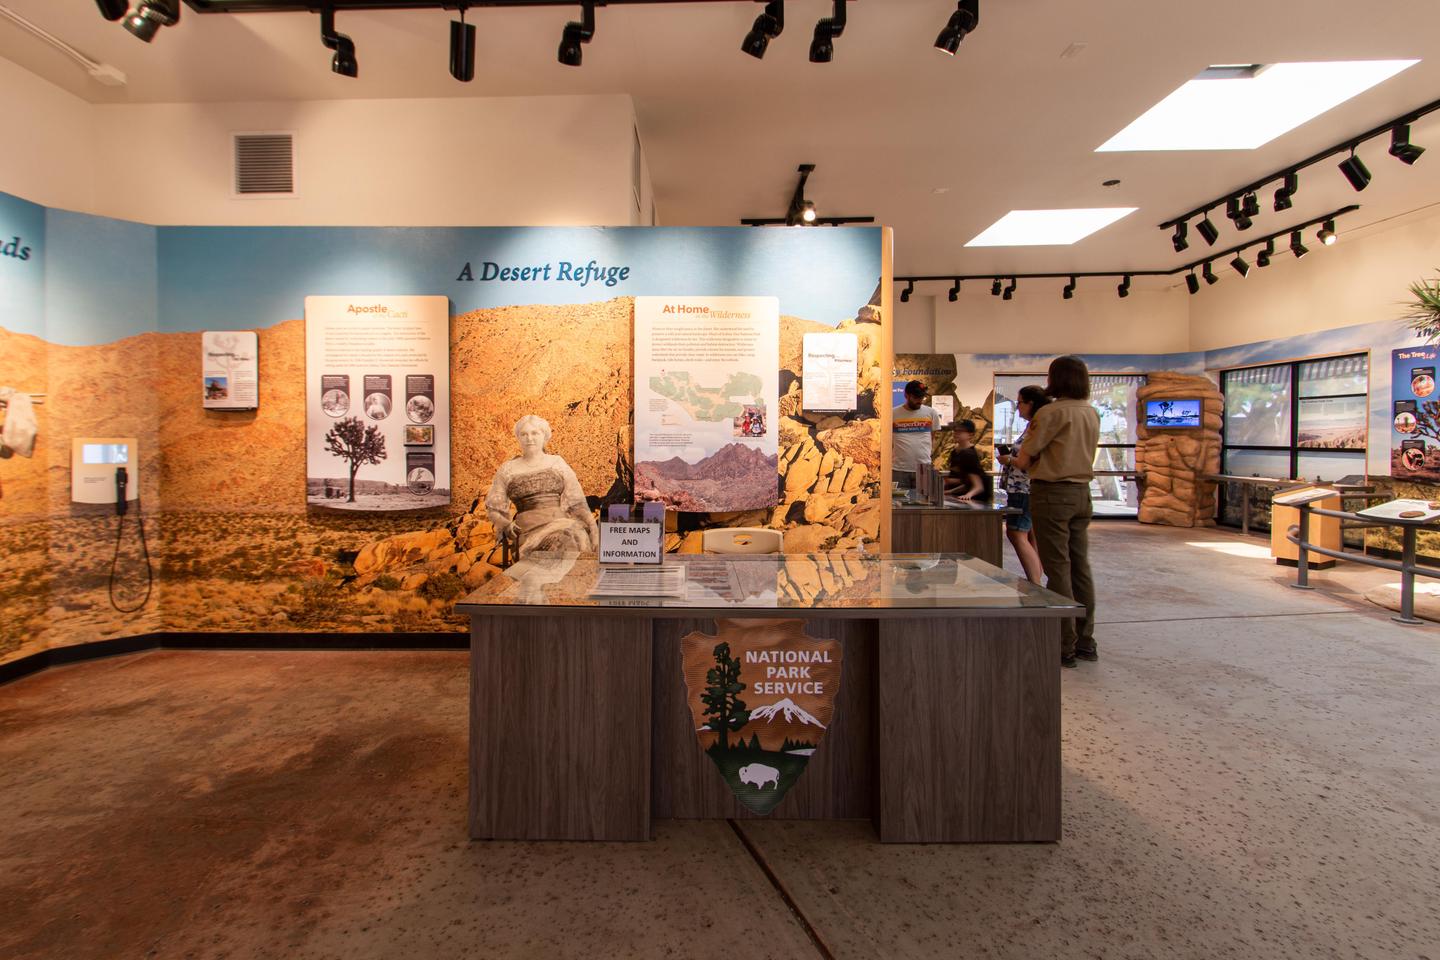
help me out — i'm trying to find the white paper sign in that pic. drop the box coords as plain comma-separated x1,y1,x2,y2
304,295,451,511
802,332,858,412
202,331,259,410
931,395,955,426
598,522,665,564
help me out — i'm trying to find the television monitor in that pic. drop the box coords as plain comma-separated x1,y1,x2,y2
1145,398,1202,428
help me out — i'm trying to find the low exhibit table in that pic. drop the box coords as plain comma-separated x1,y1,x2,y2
456,552,1080,844
890,495,1014,564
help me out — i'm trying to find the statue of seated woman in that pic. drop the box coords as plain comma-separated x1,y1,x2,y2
485,414,599,560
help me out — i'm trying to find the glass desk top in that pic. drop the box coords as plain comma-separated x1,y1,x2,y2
455,552,1081,619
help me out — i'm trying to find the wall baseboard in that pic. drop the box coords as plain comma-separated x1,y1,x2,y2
0,631,467,688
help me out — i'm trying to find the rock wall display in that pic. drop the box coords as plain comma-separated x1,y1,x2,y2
1135,372,1223,528
893,353,994,473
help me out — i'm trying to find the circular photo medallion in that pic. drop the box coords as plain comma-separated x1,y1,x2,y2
407,466,436,495
407,394,435,424
1395,412,1418,433
321,388,350,417
1414,374,1436,398
365,392,392,420
1402,447,1426,471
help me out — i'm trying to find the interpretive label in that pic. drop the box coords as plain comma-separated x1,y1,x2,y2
801,332,858,412
201,330,259,411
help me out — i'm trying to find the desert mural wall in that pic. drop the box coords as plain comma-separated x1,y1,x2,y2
0,188,888,665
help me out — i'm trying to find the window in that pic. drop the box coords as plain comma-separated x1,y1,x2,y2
1220,353,1368,534
993,372,1146,517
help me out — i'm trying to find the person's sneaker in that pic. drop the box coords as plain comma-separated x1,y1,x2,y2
1075,647,1098,662
1061,655,1078,669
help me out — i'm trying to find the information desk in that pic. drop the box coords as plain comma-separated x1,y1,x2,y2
455,552,1080,844
890,496,1013,565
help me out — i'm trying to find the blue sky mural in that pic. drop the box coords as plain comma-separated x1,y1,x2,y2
0,191,44,338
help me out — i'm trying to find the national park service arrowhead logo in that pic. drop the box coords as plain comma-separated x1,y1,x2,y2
680,619,842,815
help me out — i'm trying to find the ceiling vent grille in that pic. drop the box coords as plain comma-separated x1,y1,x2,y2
234,134,294,195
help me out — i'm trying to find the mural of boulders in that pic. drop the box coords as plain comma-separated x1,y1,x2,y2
1136,372,1223,527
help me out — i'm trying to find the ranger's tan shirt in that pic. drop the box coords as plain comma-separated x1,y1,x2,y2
1021,398,1100,483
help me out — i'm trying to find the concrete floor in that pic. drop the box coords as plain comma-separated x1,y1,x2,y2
1,524,1438,960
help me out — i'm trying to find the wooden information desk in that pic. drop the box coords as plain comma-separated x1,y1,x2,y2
455,552,1080,844
890,496,1013,565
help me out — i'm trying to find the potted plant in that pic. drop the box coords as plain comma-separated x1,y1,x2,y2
1402,269,1440,343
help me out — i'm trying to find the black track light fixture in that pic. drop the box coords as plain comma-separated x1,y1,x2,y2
1390,124,1425,165
558,1,595,67
1230,253,1250,278
1062,276,1076,300
899,280,913,303
1274,172,1298,212
1002,278,1016,301
1172,221,1189,253
1196,212,1220,247
934,0,979,56
809,0,846,63
1242,192,1260,219
1203,261,1218,286
122,0,179,42
1186,272,1200,295
320,5,357,77
948,279,961,302
1117,275,1131,299
1317,219,1337,245
741,1,784,59
1290,230,1308,259
95,0,128,21
450,6,475,82
1256,238,1275,268
1225,196,1241,224
990,278,1002,297
1338,149,1371,191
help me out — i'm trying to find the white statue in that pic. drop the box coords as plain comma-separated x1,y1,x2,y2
485,414,599,558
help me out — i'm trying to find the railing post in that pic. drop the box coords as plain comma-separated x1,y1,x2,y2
1291,504,1313,590
1394,524,1423,625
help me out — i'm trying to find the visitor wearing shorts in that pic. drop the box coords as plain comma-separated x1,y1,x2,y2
995,385,1047,584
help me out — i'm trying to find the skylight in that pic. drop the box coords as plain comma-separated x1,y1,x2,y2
965,208,1138,247
1097,60,1419,152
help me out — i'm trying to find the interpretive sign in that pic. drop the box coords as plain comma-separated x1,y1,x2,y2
201,330,259,411
1392,345,1440,481
680,619,841,815
305,295,451,510
598,521,664,565
801,331,858,412
633,296,779,512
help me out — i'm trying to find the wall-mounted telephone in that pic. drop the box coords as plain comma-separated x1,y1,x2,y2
71,437,139,506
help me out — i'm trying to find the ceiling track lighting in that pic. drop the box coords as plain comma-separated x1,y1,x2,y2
1317,219,1338,245
934,0,979,56
809,0,845,64
95,0,128,21
122,0,179,42
450,5,475,82
1171,221,1188,253
1196,213,1220,247
319,5,357,77
1390,124,1425,165
1290,230,1308,259
894,204,1358,301
740,163,875,227
1158,95,1440,248
742,0,784,59
558,1,595,67
899,281,914,303
1338,150,1372,192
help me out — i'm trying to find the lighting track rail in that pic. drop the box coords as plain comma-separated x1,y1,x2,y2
895,206,1360,300
1158,96,1436,247
740,163,875,227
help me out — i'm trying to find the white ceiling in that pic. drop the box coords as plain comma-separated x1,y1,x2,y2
5,0,1440,284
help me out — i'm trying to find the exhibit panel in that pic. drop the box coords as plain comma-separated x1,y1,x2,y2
0,185,893,666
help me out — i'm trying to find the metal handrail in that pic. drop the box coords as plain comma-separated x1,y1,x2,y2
1286,503,1440,625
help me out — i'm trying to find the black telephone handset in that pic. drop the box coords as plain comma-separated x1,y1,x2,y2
115,466,128,516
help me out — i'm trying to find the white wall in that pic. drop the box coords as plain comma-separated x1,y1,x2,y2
0,55,95,212
1189,206,1440,352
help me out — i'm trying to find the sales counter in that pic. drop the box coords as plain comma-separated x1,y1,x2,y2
890,494,1014,564
456,551,1080,844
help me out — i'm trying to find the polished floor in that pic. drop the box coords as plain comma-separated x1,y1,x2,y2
1,524,1437,960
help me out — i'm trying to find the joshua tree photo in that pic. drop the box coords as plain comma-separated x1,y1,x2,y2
324,415,387,502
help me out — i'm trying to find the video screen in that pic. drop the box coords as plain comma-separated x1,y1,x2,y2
82,443,129,465
1145,398,1202,428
